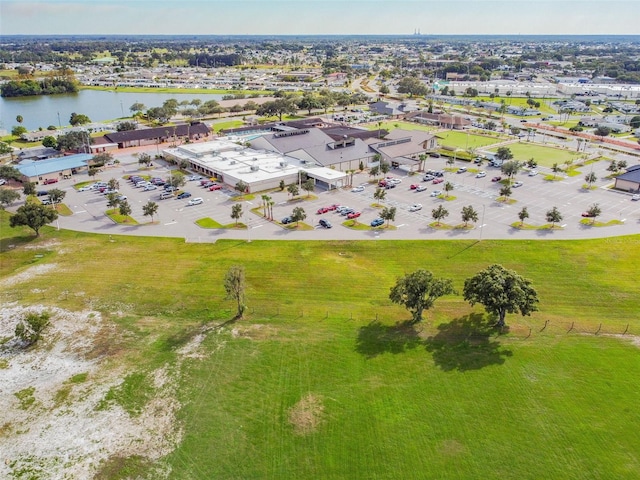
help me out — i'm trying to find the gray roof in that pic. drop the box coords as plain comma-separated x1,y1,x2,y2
17,154,93,177
617,165,640,183
300,139,373,167
250,128,334,154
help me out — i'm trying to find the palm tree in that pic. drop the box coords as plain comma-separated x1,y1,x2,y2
499,185,512,202
584,172,597,189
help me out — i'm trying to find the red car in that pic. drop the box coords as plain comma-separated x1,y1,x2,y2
432,178,444,184
347,211,361,219
43,178,59,185
410,184,419,190
327,204,339,211
491,176,502,182
317,207,329,214
209,184,223,191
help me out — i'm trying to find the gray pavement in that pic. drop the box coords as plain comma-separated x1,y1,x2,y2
44,149,640,243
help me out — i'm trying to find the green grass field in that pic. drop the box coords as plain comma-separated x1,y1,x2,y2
2,211,640,479
488,143,585,167
437,131,505,150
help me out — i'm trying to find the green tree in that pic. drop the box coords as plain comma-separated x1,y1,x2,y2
235,180,248,194
463,264,539,327
444,181,454,198
389,269,456,324
287,183,299,198
0,142,14,156
138,153,152,167
630,116,640,129
69,112,91,126
397,76,428,97
431,205,449,226
369,165,380,181
584,171,597,188
546,206,563,227
461,205,478,227
495,147,514,163
224,265,246,319
142,201,158,222
16,115,24,124
42,136,57,148
380,206,396,227
518,206,529,226
167,172,185,189
231,203,243,226
90,152,113,166
594,126,611,139
0,165,22,181
107,178,120,191
23,182,36,196
12,125,27,137
499,184,512,202
106,192,120,210
9,202,59,237
130,102,146,114
585,203,601,225
302,178,315,197
0,188,20,209
88,167,99,179
47,188,66,205
380,161,390,176
15,311,50,345
501,160,521,181
279,180,286,191
551,163,562,179
118,200,132,217
291,206,306,226
373,187,386,206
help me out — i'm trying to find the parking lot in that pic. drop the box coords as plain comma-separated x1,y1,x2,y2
46,154,640,242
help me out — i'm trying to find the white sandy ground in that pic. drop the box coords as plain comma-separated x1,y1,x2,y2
0,300,210,479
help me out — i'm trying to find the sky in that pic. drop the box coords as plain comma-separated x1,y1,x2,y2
1,0,639,36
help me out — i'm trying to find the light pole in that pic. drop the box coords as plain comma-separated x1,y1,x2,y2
479,204,486,242
246,201,253,243
57,112,61,129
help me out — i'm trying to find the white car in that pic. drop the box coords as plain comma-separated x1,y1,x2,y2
632,194,640,201
409,204,422,212
388,178,402,185
528,170,538,176
0,179,6,186
430,190,442,197
143,184,157,191
188,197,204,206
513,181,524,188
78,185,93,192
416,185,428,192
188,175,203,181
351,186,365,193
476,171,486,178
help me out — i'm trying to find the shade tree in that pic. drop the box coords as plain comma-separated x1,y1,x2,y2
389,269,456,324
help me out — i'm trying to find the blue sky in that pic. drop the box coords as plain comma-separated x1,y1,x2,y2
1,0,639,36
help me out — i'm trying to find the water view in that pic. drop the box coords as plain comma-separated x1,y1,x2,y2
0,89,225,132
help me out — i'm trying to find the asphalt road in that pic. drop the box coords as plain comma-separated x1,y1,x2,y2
46,151,640,243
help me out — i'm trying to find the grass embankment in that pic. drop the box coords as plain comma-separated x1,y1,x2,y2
2,212,640,479
487,143,584,168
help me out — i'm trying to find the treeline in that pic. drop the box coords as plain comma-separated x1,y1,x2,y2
188,53,243,67
1,77,78,97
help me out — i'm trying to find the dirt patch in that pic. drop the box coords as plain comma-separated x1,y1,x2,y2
288,393,325,436
0,263,59,289
601,333,640,348
231,323,278,340
0,303,183,479
439,439,466,456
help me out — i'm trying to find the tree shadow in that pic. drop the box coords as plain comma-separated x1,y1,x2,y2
355,320,423,359
424,313,512,372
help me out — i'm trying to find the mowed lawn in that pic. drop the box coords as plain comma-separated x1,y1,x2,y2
2,216,640,479
488,142,585,167
437,130,505,150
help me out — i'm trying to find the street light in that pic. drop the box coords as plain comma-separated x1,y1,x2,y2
479,204,486,242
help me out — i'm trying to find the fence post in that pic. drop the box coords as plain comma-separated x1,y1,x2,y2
525,327,531,339
540,320,549,332
595,323,602,335
567,322,574,333
623,324,629,335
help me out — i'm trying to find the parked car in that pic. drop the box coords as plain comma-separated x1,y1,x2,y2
116,195,127,201
176,192,192,199
319,219,332,229
430,190,442,197
341,208,355,216
581,211,595,217
378,180,388,187
476,171,486,178
159,192,173,200
351,185,365,193
370,218,384,227
188,197,203,206
0,179,5,186
165,185,177,192
209,184,223,191
102,188,118,195
429,152,441,158
151,177,165,185
423,174,435,181
41,197,52,205
388,178,402,185
409,204,422,212
317,207,329,214
528,170,538,176
513,181,524,188
327,204,339,211
188,175,202,181
385,183,396,189
78,185,93,192
433,178,444,184
202,181,215,188
456,167,467,174
43,178,59,185
632,194,640,201
36,190,49,196
336,206,350,214
416,185,428,192
491,176,502,182
410,184,419,190
143,184,157,191
347,211,361,219
281,216,293,224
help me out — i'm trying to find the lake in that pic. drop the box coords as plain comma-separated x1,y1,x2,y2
0,90,226,132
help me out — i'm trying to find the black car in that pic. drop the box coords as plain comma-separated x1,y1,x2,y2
176,192,191,199
319,219,332,229
36,190,49,196
281,216,293,224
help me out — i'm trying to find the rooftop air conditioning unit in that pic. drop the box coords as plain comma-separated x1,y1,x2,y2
279,161,287,167
250,165,259,171
229,160,236,165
